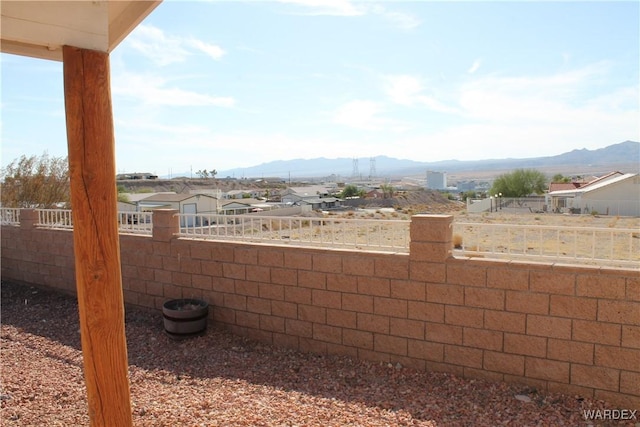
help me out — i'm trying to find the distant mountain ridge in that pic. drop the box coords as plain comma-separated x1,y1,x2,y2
212,140,639,179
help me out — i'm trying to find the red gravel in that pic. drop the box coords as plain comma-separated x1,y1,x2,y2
1,281,635,426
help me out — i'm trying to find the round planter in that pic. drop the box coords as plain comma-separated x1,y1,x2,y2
162,298,209,339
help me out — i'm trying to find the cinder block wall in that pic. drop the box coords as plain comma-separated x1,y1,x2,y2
2,209,638,408
1,209,76,293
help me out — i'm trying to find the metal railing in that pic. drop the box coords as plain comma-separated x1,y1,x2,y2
0,208,20,225
467,197,640,217
117,212,153,235
453,222,640,268
5,208,638,267
467,197,546,214
38,209,73,229
177,213,411,252
11,209,154,235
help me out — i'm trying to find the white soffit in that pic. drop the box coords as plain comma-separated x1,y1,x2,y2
0,0,161,61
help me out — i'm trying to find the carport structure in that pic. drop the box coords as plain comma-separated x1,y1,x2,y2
1,2,162,425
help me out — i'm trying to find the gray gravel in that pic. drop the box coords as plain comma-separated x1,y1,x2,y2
1,281,634,426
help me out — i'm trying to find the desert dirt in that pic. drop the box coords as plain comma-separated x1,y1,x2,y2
1,281,634,427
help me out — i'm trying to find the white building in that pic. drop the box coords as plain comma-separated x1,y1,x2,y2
426,171,447,190
546,172,640,217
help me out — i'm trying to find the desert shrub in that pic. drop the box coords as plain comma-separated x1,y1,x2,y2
1,153,69,208
453,234,463,249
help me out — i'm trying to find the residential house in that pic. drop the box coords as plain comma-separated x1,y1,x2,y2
281,185,337,204
280,185,342,210
218,198,270,215
366,189,385,199
546,172,640,216
224,189,262,200
299,197,342,210
137,193,219,226
117,200,137,212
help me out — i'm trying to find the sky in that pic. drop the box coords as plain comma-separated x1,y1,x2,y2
1,0,639,177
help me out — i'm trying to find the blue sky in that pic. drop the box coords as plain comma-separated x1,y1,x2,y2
2,0,638,177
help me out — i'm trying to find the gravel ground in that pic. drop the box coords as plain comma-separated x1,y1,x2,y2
1,281,636,427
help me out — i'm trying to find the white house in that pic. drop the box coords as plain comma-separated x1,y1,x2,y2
137,193,219,214
281,185,338,204
224,189,262,199
281,185,342,210
218,198,270,215
546,172,640,216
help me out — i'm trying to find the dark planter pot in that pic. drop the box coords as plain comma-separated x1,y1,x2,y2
163,298,209,339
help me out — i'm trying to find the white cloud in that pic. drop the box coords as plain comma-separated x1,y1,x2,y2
187,38,226,60
126,24,225,66
276,0,363,16
384,74,458,113
333,100,384,130
457,63,616,123
375,62,638,160
113,72,235,108
276,0,420,29
333,99,408,131
418,64,639,159
467,59,481,74
127,25,188,66
369,5,421,31
384,75,423,105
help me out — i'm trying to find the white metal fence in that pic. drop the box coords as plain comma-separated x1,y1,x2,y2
37,209,74,230
467,197,640,217
0,208,20,225
0,208,153,235
467,197,547,214
117,212,153,235
557,199,640,217
453,222,640,269
177,213,411,252
3,208,638,267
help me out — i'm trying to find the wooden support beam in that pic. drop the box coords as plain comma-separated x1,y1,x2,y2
62,45,133,427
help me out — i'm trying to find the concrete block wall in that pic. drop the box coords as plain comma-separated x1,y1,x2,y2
1,209,76,293
2,209,638,408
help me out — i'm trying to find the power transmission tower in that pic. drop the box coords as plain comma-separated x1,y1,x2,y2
369,157,376,179
352,158,359,179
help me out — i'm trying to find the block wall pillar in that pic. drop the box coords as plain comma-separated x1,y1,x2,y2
152,209,179,242
409,214,453,262
20,208,39,229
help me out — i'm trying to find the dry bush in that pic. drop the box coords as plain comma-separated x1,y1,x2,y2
1,153,70,208
453,234,463,249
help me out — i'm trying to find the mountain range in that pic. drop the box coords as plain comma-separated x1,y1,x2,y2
208,140,639,180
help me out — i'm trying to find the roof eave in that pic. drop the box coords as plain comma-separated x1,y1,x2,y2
0,1,162,62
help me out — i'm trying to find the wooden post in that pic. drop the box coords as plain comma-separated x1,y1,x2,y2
62,45,133,427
